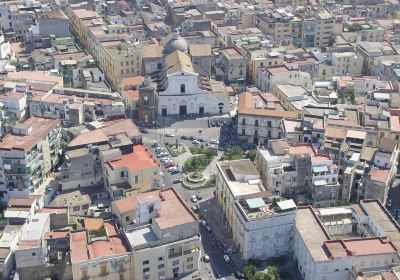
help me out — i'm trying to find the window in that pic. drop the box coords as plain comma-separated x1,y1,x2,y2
267,121,272,127
242,118,246,125
255,130,258,137
242,129,245,135
73,206,80,212
143,260,150,265
158,264,164,269
158,257,164,261
172,260,179,266
267,131,272,138
32,252,36,256
143,267,150,273
148,204,154,214
187,264,194,270
135,175,139,184
187,257,193,262
180,84,186,93
255,120,259,126
120,274,124,280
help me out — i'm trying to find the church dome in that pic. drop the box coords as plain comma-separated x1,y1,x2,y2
164,34,188,54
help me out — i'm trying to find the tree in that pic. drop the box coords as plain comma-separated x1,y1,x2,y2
247,149,257,161
243,265,256,280
266,266,280,280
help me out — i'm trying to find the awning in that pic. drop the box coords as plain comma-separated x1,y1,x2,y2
246,197,265,209
313,166,328,173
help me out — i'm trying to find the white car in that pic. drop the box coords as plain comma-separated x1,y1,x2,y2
199,220,207,227
165,133,175,137
202,254,210,262
168,166,178,172
210,139,219,144
191,195,198,203
223,255,230,263
192,140,200,145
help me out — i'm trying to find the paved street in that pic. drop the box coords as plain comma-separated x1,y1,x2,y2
144,118,242,280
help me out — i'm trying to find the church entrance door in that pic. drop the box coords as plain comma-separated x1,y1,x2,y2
179,105,187,116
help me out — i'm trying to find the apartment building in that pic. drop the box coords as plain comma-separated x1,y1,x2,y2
29,86,125,126
59,146,103,191
256,66,312,92
0,117,61,202
70,221,133,280
237,91,298,145
103,144,161,199
317,52,364,79
215,48,247,85
102,43,143,90
247,50,284,84
272,84,319,115
216,159,298,260
293,200,400,280
234,194,297,260
302,11,337,48
121,188,200,280
256,142,339,207
257,9,303,47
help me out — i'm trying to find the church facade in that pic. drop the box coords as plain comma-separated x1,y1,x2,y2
158,50,229,116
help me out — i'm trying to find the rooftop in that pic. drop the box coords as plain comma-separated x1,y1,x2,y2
165,50,194,74
296,207,330,261
155,188,197,230
238,91,298,118
324,237,397,259
111,190,160,214
124,225,158,249
50,190,92,208
0,117,59,151
68,119,141,148
107,144,159,171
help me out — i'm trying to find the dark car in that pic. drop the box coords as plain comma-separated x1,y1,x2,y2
234,271,244,279
171,170,180,175
140,128,149,134
197,137,205,142
181,135,189,140
189,136,195,141
173,178,183,184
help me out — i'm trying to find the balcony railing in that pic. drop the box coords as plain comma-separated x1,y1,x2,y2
168,251,182,259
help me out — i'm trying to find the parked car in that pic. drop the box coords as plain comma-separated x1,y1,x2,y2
197,137,205,142
202,254,210,262
210,144,218,150
205,225,211,233
223,255,231,263
155,147,164,152
164,162,174,168
199,220,207,227
165,133,175,137
181,135,189,140
171,170,180,175
387,199,392,208
191,195,198,203
191,204,199,212
157,152,168,157
196,194,202,200
210,139,219,144
192,140,200,145
173,178,183,184
189,136,195,141
234,271,244,279
168,166,178,172
140,128,149,134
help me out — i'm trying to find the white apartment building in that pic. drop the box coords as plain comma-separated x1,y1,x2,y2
234,196,296,260
293,200,400,280
256,65,313,92
216,159,297,260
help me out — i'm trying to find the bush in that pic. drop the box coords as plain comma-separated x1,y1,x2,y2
184,155,213,172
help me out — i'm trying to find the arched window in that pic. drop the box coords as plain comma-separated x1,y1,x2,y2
180,84,185,93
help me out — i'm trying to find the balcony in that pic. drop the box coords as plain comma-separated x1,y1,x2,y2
168,251,182,259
